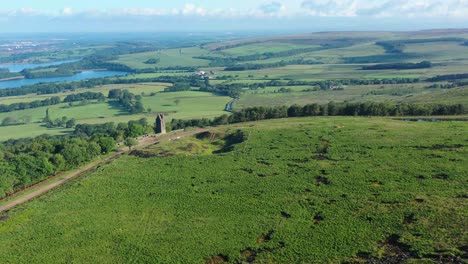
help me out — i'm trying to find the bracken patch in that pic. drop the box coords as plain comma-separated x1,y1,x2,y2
205,254,229,264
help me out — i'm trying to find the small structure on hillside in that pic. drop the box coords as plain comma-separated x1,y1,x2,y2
155,113,166,134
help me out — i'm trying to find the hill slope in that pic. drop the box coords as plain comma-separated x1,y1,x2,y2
0,117,467,263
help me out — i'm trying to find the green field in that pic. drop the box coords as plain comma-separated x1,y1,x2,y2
0,117,466,263
0,89,230,141
234,83,468,109
113,47,211,69
219,42,315,56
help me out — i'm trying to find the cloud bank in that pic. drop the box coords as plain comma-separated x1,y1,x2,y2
0,1,467,32
2,1,467,18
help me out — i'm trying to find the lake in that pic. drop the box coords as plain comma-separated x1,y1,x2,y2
0,59,81,72
0,71,128,89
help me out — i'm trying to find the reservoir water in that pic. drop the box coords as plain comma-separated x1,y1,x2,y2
0,59,128,89
0,59,81,72
0,70,128,89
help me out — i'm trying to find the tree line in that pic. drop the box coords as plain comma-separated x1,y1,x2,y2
195,47,321,67
376,38,466,53
0,92,105,114
427,73,468,82
224,59,322,71
171,102,466,130
0,118,153,199
0,68,21,79
0,96,61,113
362,61,432,70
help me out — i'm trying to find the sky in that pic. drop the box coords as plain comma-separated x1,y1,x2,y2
0,0,467,32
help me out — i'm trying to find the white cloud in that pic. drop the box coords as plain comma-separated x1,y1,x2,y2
20,7,36,15
3,1,468,20
61,7,74,16
301,0,468,18
259,2,286,14
301,0,358,17
109,8,166,16
181,3,207,16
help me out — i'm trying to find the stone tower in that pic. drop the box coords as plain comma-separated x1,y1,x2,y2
155,113,166,134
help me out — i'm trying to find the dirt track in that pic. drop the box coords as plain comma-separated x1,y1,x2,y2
0,128,210,213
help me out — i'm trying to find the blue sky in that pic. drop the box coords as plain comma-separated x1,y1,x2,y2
0,1,467,32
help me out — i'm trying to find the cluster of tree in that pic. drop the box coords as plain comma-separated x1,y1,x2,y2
21,68,74,79
0,68,21,79
63,92,106,103
195,47,320,67
224,59,322,71
0,96,61,113
0,117,153,198
277,87,292,93
44,116,76,129
426,73,468,82
144,58,160,64
1,116,31,126
0,135,113,198
425,83,459,89
343,54,419,64
108,89,145,114
164,82,191,92
171,102,466,130
362,61,432,70
19,56,133,79
92,42,161,58
134,66,198,73
209,41,262,51
376,38,465,53
74,118,151,140
0,92,108,123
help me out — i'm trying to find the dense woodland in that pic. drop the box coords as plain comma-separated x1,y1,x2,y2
376,38,466,53
0,118,152,198
224,59,321,71
362,61,432,70
0,69,21,79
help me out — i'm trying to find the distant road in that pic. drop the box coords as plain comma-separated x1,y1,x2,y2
0,128,210,213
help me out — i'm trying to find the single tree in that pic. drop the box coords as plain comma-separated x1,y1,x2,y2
124,138,138,150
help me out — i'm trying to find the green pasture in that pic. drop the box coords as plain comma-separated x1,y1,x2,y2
0,122,71,141
117,72,192,80
236,83,467,109
220,42,316,56
404,42,468,62
113,47,210,69
0,90,230,141
0,117,466,263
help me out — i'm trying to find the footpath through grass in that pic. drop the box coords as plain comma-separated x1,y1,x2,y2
0,117,466,263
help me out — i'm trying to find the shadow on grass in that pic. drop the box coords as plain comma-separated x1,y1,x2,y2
107,100,131,116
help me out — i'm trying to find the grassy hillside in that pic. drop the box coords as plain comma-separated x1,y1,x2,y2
0,117,466,263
